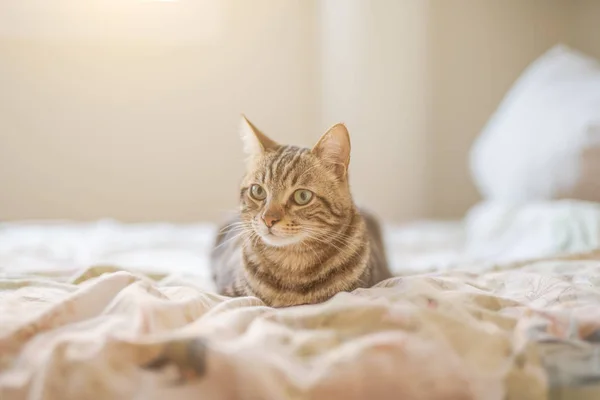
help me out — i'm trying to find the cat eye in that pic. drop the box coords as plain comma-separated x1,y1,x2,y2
293,189,313,206
249,184,267,200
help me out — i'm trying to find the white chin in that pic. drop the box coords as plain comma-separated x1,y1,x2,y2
260,234,303,247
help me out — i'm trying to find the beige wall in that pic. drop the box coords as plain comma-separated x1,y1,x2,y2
0,0,598,222
319,0,431,221
570,0,600,60
0,0,319,222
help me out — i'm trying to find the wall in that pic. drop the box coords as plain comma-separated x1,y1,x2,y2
0,0,319,222
570,0,600,60
319,0,431,221
0,0,598,223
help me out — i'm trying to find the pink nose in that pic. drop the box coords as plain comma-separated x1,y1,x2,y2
262,215,280,228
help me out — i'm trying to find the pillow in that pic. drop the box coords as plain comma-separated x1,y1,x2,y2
470,44,600,202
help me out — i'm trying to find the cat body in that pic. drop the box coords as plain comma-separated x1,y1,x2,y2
210,117,392,307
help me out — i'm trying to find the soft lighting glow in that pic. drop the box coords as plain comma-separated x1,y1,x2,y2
0,0,221,44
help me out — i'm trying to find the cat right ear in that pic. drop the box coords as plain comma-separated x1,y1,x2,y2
240,115,279,156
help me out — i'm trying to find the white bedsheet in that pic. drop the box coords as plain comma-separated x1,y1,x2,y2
0,219,465,284
0,220,218,290
2,200,599,282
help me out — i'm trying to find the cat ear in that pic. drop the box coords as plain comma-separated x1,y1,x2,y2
312,123,351,178
240,115,279,155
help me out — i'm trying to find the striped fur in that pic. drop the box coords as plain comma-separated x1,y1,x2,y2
210,119,392,307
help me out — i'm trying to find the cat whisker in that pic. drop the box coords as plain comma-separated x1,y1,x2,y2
219,223,253,234
302,231,353,255
219,221,250,233
301,225,356,243
301,224,359,244
213,229,253,251
303,235,358,262
302,228,359,254
302,228,356,243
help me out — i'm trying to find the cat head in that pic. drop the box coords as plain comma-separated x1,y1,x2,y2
239,115,354,248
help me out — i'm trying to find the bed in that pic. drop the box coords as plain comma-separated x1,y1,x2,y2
1,206,600,400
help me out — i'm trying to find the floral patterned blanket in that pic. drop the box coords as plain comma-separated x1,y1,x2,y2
1,250,600,400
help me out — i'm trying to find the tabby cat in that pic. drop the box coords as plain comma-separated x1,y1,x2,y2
211,116,392,307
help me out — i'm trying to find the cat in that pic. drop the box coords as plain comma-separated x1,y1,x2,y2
210,116,392,307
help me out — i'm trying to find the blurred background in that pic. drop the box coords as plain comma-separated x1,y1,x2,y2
1,0,599,223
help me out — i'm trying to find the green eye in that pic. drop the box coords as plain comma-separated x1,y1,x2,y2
293,189,313,205
250,184,267,200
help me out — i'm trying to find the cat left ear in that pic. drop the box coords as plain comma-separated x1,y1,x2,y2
240,115,279,156
312,123,351,178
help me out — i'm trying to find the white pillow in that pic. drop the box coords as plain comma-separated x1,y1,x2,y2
470,45,600,202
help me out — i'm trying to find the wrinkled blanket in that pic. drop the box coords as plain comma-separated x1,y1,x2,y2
2,252,600,400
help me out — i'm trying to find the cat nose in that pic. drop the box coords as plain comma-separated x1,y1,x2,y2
262,205,283,228
262,215,280,228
